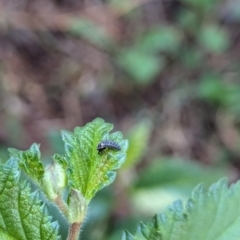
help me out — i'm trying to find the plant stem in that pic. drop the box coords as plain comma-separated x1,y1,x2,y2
54,196,68,218
67,222,82,240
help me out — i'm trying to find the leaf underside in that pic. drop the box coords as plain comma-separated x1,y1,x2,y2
62,118,128,201
0,159,59,240
122,178,240,240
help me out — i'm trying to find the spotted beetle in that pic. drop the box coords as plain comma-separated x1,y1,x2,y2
97,140,121,154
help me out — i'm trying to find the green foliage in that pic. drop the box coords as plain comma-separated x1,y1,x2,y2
181,0,219,10
117,49,165,84
136,157,226,189
1,0,239,239
67,189,87,224
198,74,240,114
4,118,128,239
123,120,153,169
42,161,67,200
7,118,128,205
198,25,229,54
131,157,226,216
0,159,59,240
117,26,182,84
135,27,182,54
122,178,240,240
178,9,198,32
8,144,67,202
198,74,227,105
107,0,138,13
61,118,128,201
8,143,44,182
69,18,114,49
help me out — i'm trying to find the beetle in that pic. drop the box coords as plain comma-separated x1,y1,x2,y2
97,140,121,154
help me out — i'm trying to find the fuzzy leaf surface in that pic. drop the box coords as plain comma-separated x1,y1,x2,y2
122,178,240,240
0,159,59,240
8,143,44,181
62,118,128,201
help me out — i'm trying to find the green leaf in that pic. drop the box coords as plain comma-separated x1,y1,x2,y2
69,18,114,49
181,0,218,10
0,159,59,240
67,189,87,224
132,157,226,216
62,118,128,201
123,120,153,169
117,49,165,84
42,161,67,200
198,25,229,54
198,74,240,113
178,10,198,32
136,27,182,54
136,157,226,190
8,145,68,203
8,143,44,182
122,178,240,240
198,74,227,105
180,47,203,68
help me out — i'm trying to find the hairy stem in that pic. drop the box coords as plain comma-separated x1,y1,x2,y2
67,222,82,240
54,196,69,218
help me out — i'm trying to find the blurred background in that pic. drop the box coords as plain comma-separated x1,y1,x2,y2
1,0,240,239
